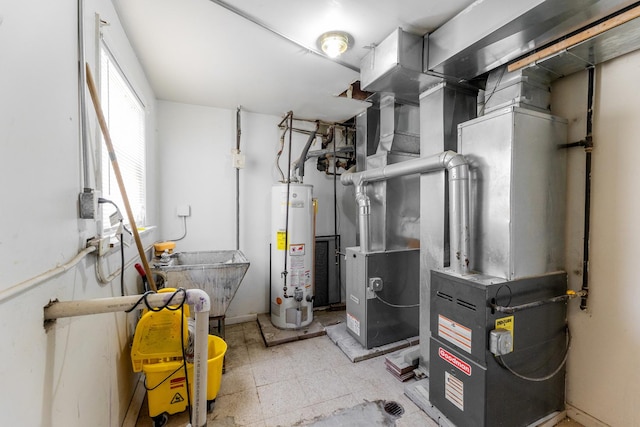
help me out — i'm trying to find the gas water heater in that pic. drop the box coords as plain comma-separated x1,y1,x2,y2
270,183,315,329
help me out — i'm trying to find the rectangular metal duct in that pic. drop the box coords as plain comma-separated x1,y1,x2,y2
361,28,441,102
516,6,640,79
483,66,552,114
426,0,637,81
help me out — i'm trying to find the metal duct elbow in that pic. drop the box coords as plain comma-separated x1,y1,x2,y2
341,170,356,186
441,150,466,171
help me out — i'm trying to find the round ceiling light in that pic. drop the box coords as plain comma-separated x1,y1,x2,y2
318,31,352,58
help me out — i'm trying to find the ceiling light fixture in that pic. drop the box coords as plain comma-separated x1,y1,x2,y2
318,31,352,58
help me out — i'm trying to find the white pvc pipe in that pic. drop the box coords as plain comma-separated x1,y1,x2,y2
44,289,211,427
0,246,96,303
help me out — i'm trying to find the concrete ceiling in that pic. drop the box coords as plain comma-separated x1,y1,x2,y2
112,0,475,123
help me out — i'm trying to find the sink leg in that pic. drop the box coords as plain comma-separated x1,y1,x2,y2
208,315,226,373
207,315,225,339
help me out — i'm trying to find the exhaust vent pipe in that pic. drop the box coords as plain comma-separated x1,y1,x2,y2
342,150,470,274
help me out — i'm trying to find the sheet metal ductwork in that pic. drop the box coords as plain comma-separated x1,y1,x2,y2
426,0,638,82
482,66,552,114
354,93,420,253
360,1,638,101
360,28,442,103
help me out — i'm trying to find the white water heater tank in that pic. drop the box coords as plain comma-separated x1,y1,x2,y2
270,183,314,329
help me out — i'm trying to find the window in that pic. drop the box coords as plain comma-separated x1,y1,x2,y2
99,43,146,231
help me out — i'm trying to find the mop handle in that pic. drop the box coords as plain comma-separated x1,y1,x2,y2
85,63,157,292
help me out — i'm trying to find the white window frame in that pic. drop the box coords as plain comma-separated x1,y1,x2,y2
98,40,147,233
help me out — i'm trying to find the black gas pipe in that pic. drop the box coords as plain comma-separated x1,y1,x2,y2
281,111,294,298
559,67,594,310
581,66,595,310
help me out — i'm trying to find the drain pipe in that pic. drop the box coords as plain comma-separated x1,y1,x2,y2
44,289,211,427
341,150,470,274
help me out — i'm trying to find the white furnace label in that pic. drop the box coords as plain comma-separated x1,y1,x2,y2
347,313,360,336
445,371,464,411
438,314,472,354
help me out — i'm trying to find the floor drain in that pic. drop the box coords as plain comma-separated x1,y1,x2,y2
383,400,404,417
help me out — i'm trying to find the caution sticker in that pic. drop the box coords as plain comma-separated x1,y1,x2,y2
171,392,185,404
495,316,514,348
276,231,287,250
289,243,305,255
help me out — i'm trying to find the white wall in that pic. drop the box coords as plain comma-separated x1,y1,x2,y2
157,102,356,321
0,1,158,425
552,50,640,426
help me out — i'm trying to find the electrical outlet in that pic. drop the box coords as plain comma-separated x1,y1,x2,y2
99,237,111,256
232,149,245,169
177,205,191,217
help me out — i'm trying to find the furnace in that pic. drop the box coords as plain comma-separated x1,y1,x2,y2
429,270,568,426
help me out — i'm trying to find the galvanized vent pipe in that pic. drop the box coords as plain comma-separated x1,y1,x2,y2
44,289,211,427
341,150,470,274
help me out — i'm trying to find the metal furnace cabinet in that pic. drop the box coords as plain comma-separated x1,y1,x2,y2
345,247,420,349
429,270,567,427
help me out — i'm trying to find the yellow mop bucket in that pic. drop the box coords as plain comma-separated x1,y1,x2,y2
130,289,227,418
142,334,227,417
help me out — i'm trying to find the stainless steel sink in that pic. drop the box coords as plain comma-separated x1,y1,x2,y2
152,250,249,317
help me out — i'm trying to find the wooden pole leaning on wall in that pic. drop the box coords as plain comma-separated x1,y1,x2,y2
85,63,157,292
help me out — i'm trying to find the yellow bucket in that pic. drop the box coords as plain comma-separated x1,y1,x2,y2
142,335,227,417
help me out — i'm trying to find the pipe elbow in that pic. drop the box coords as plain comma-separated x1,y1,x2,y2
440,150,466,170
341,171,362,186
442,151,469,180
185,289,211,313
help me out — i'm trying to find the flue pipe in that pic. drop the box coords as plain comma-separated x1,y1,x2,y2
290,122,319,182
354,184,371,253
341,150,470,274
44,289,211,427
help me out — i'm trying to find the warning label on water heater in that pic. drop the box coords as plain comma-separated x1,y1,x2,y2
289,244,305,255
276,231,287,250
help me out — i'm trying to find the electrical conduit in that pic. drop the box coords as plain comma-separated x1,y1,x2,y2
0,246,96,303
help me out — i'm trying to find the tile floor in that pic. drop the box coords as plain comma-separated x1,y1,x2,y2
135,319,583,427
136,319,435,426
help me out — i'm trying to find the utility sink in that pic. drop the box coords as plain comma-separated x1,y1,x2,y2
152,250,249,317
